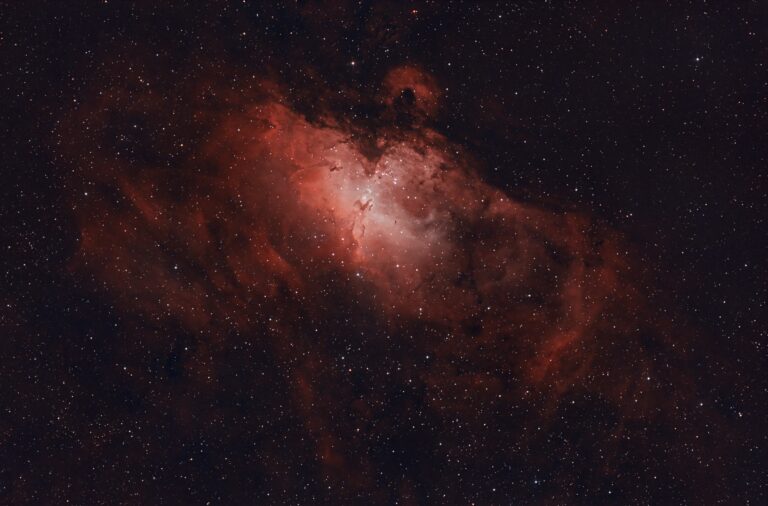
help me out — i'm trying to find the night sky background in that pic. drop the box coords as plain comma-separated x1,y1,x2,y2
1,1,766,504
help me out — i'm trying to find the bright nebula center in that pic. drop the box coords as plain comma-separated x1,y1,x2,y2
251,103,462,299
302,145,447,275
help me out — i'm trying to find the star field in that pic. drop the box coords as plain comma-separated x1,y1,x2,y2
1,2,766,505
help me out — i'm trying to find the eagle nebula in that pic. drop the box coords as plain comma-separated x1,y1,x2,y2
50,65,732,504
3,3,765,505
